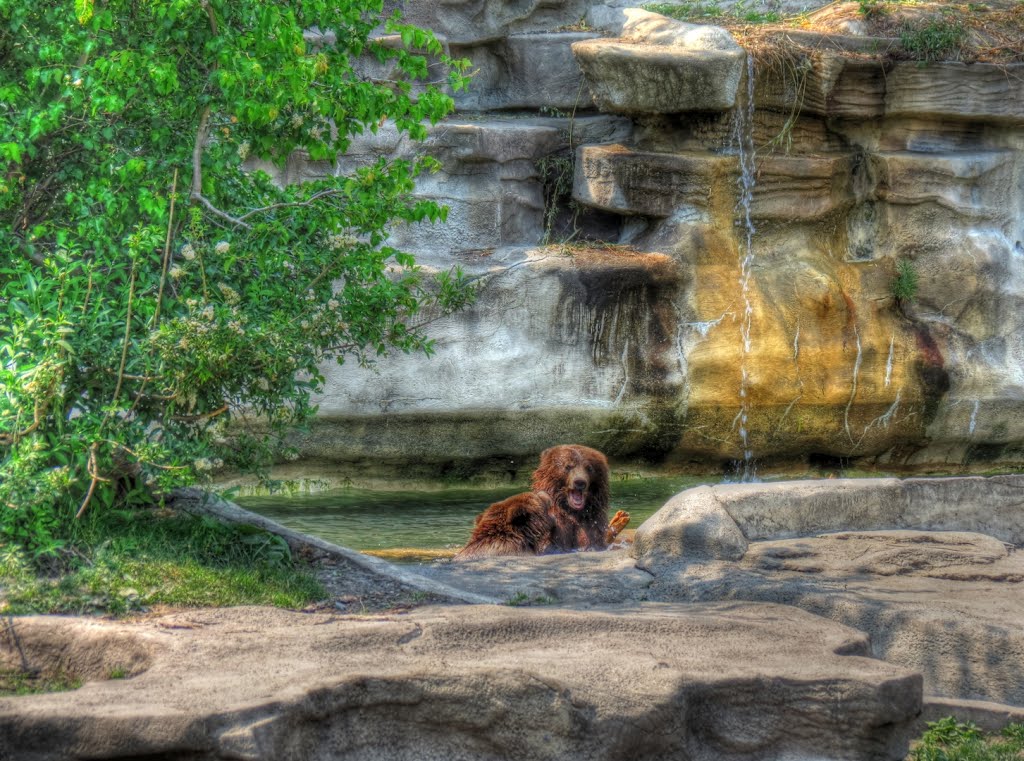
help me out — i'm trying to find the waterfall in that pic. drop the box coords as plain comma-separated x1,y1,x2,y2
732,53,758,481
884,334,895,388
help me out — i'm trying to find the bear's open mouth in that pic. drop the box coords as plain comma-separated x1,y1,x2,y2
568,489,586,510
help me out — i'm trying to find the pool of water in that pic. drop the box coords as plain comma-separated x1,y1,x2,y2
237,475,715,557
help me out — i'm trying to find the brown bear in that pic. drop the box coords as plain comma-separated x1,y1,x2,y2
452,444,629,561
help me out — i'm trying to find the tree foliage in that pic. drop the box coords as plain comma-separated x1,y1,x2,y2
0,0,472,556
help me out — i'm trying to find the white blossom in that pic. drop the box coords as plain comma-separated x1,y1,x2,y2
326,233,358,250
217,283,240,303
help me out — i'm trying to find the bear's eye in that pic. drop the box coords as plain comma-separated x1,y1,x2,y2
564,464,572,471
585,464,592,473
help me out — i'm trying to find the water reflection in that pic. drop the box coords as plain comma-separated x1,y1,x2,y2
237,476,713,554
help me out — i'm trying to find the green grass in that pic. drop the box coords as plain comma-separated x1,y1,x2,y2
643,1,780,23
505,590,556,606
0,668,81,697
910,718,1024,761
891,258,920,304
644,1,725,20
0,508,325,616
900,18,968,60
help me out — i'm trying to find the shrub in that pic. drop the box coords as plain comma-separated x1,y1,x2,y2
0,0,473,556
909,717,1024,761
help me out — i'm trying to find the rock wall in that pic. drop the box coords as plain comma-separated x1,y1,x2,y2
291,1,1024,479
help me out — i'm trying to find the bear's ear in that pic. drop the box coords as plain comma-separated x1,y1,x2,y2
538,446,558,466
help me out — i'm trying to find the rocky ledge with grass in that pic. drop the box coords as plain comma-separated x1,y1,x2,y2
4,474,1020,759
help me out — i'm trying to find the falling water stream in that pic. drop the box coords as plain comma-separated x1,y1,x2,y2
732,54,758,481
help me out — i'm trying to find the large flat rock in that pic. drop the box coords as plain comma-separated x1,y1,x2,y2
426,477,1024,709
573,40,745,114
0,603,920,761
632,476,1024,562
653,536,1024,707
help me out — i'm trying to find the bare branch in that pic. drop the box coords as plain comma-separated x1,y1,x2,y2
110,260,137,408
189,106,252,230
189,105,210,200
201,0,218,35
152,168,179,329
0,401,44,446
172,404,229,423
193,190,253,230
236,188,344,222
75,442,110,520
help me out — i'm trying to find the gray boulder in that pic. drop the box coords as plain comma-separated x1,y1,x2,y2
629,476,1024,707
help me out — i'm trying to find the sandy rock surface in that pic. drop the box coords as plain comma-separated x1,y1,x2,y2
0,603,920,761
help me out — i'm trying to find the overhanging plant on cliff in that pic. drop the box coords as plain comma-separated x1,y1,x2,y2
0,0,472,557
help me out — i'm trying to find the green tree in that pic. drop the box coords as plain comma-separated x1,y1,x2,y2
0,0,472,556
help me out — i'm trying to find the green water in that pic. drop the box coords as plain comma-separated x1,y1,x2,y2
237,475,714,554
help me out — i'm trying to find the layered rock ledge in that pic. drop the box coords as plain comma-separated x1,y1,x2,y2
275,3,1024,479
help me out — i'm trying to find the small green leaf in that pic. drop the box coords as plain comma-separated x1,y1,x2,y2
75,0,94,25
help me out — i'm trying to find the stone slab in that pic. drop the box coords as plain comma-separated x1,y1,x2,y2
753,153,855,220
871,150,1014,221
574,144,736,217
573,9,744,115
573,40,745,114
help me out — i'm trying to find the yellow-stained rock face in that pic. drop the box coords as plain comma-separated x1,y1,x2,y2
559,31,1024,471
676,236,926,460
